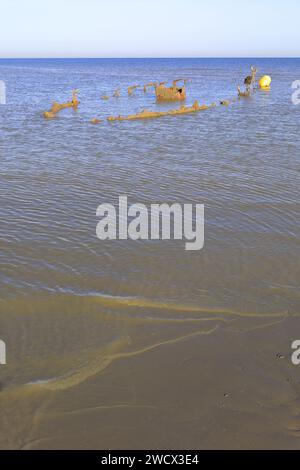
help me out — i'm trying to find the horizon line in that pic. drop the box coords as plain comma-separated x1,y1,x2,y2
0,56,300,60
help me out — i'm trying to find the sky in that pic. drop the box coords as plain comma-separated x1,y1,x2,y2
0,0,299,58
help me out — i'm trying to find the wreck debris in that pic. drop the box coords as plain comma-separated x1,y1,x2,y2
155,79,188,102
238,66,260,97
172,78,190,86
244,66,258,91
106,100,213,122
155,84,186,102
143,82,158,93
113,88,121,98
128,85,141,96
43,90,80,119
43,66,272,124
90,118,102,124
237,86,251,98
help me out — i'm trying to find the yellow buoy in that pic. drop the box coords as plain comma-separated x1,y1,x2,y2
259,75,272,89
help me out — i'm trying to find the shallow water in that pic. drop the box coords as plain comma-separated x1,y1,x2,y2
0,58,300,449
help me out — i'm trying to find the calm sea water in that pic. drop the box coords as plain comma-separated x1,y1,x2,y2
0,59,300,448
1,58,299,306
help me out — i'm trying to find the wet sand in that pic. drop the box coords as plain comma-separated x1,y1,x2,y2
0,295,300,450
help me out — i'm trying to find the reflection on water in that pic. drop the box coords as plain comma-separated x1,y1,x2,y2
0,58,300,449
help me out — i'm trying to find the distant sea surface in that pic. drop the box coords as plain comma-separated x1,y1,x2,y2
0,59,300,450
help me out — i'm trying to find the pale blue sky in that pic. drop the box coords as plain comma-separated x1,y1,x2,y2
0,0,299,57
